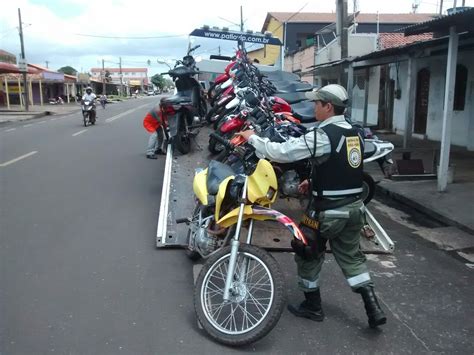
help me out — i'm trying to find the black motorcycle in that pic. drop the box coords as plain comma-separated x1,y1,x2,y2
160,45,207,154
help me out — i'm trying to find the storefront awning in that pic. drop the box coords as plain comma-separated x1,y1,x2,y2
0,62,39,74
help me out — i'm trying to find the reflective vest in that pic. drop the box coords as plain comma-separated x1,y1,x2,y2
311,124,364,198
142,109,162,133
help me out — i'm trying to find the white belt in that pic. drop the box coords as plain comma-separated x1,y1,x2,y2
312,187,363,197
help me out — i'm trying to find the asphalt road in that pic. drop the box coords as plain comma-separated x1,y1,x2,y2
1,98,473,354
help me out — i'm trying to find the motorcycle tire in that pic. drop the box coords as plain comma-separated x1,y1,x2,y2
83,113,88,127
205,105,219,125
207,82,218,103
362,172,375,205
173,113,191,155
199,96,208,118
194,243,285,347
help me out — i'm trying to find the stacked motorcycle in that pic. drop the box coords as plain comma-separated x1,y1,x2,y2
182,44,394,346
159,45,208,154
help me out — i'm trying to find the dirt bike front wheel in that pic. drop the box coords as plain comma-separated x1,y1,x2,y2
194,244,285,346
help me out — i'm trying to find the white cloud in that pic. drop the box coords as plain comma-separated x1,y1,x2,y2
1,0,472,75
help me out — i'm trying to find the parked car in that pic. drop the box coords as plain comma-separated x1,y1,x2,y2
147,90,155,96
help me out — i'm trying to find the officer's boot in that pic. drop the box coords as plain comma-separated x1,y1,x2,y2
287,289,324,322
355,285,387,328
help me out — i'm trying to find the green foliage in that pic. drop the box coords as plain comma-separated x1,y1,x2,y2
57,66,78,75
151,74,166,90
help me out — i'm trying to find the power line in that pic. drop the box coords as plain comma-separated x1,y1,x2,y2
273,3,309,33
75,33,187,39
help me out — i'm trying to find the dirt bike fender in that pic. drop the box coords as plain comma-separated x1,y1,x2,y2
216,205,307,244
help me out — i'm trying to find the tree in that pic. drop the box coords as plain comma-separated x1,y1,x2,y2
151,74,166,90
57,66,78,75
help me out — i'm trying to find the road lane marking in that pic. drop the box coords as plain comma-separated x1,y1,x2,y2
72,129,87,136
0,151,38,167
23,123,33,127
5,128,16,132
37,121,46,124
105,104,149,123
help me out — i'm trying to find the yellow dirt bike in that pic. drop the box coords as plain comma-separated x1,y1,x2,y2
179,133,308,346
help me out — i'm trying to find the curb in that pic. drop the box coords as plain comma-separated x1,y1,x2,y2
0,109,82,125
376,183,474,236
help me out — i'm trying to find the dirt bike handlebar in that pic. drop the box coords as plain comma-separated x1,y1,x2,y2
210,132,233,150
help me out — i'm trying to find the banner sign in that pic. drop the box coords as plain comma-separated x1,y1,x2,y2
190,28,282,46
42,71,64,81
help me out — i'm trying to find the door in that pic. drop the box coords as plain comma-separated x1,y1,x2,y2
414,68,430,134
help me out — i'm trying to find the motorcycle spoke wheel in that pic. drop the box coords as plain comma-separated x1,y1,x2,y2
195,244,285,346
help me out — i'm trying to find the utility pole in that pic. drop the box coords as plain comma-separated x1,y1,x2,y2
439,0,444,15
339,0,349,59
119,57,123,97
240,6,244,31
18,8,29,111
102,59,106,95
337,0,349,84
45,60,49,68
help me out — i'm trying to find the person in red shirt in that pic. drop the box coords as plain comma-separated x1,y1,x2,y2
143,105,165,159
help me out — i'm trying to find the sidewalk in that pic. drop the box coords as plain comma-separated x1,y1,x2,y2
369,132,474,253
0,103,81,124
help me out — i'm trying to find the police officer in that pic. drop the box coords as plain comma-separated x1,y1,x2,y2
238,84,386,329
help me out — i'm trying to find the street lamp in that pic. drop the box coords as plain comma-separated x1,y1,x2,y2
157,59,172,70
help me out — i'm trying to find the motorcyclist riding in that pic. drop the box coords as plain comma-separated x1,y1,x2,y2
100,94,107,109
82,87,97,121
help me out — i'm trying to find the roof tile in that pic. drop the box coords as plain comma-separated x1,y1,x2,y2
378,32,433,49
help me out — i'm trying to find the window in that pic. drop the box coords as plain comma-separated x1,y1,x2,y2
453,64,468,111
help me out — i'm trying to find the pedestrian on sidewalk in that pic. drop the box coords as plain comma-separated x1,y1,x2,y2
143,105,165,159
238,84,387,329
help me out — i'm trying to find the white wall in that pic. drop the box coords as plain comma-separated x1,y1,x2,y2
314,34,377,66
389,50,474,149
425,52,474,148
351,66,380,125
391,61,409,133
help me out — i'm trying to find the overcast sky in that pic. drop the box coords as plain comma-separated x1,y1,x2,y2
1,0,472,76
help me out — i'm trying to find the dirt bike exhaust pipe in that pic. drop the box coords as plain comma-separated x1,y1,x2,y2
223,176,249,302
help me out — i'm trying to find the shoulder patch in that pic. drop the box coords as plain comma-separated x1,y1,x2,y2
346,136,362,168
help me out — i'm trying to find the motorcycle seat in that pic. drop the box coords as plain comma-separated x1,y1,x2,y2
272,81,313,93
275,92,307,104
207,160,235,195
261,70,300,82
291,101,315,123
160,93,192,105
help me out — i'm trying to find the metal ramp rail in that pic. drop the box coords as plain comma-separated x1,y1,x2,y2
157,127,394,254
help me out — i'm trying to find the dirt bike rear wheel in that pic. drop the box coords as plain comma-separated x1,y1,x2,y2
194,244,285,346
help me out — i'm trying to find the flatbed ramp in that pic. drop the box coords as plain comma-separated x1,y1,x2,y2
157,127,394,254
